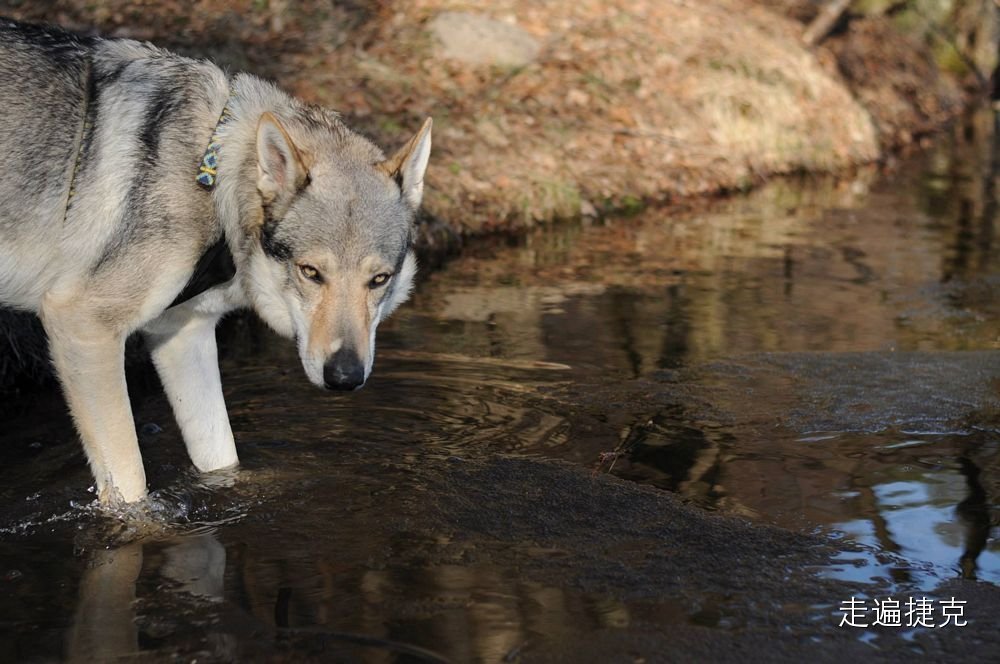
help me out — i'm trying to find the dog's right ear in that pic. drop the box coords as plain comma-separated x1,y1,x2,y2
377,118,432,210
256,112,308,205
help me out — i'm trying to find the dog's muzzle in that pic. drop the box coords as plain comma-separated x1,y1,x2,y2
323,348,366,391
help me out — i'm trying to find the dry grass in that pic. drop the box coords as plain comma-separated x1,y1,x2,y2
284,0,882,232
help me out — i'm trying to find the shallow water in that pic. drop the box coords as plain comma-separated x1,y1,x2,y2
1,110,999,660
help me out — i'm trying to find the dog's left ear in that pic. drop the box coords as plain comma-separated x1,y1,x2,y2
257,112,309,205
378,118,432,209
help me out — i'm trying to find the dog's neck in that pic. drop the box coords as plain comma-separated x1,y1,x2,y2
207,74,297,270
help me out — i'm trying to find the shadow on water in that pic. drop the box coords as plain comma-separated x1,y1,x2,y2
2,108,1000,660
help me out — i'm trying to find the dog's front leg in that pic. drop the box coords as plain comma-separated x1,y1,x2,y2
41,299,147,504
144,306,238,474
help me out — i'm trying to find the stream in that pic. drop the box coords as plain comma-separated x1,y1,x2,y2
0,109,998,661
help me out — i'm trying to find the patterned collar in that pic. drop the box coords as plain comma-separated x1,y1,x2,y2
196,89,236,189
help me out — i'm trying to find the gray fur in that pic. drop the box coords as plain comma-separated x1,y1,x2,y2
0,18,431,504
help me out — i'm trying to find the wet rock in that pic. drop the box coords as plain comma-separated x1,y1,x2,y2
704,351,1000,435
428,12,541,67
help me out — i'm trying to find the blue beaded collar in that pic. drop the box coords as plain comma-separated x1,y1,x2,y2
196,90,235,189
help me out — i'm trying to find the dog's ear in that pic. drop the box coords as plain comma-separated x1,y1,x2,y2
256,112,308,205
378,118,432,209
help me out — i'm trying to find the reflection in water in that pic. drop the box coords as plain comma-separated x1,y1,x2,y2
160,532,227,598
58,529,644,663
816,433,993,578
384,106,1000,587
957,456,992,580
66,534,227,662
819,432,1000,588
68,544,143,663
1,108,999,659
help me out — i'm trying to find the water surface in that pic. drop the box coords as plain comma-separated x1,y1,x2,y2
1,110,998,660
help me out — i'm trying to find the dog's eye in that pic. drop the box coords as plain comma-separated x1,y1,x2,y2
299,264,323,283
369,273,391,289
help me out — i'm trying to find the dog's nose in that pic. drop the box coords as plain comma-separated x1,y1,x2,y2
323,348,366,391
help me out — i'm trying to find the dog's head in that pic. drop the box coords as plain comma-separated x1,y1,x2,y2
245,112,430,390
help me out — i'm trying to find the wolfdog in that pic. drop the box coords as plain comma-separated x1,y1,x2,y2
0,18,431,505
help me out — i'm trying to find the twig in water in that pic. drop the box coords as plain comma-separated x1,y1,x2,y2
595,450,622,475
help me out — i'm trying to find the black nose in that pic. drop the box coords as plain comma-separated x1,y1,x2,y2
323,348,366,391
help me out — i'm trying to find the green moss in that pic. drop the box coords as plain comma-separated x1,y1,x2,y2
889,8,924,34
378,117,403,134
518,178,583,224
619,194,644,215
933,41,970,76
855,0,896,15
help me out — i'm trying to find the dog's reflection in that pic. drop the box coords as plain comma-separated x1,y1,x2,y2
67,533,226,662
159,532,227,599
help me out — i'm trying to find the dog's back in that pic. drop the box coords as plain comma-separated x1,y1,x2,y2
0,20,92,305
0,18,226,310
0,19,90,204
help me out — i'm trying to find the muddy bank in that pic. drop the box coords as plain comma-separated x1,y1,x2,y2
0,0,993,235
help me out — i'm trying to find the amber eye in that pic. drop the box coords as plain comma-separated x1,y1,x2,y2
369,273,391,289
299,264,322,283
